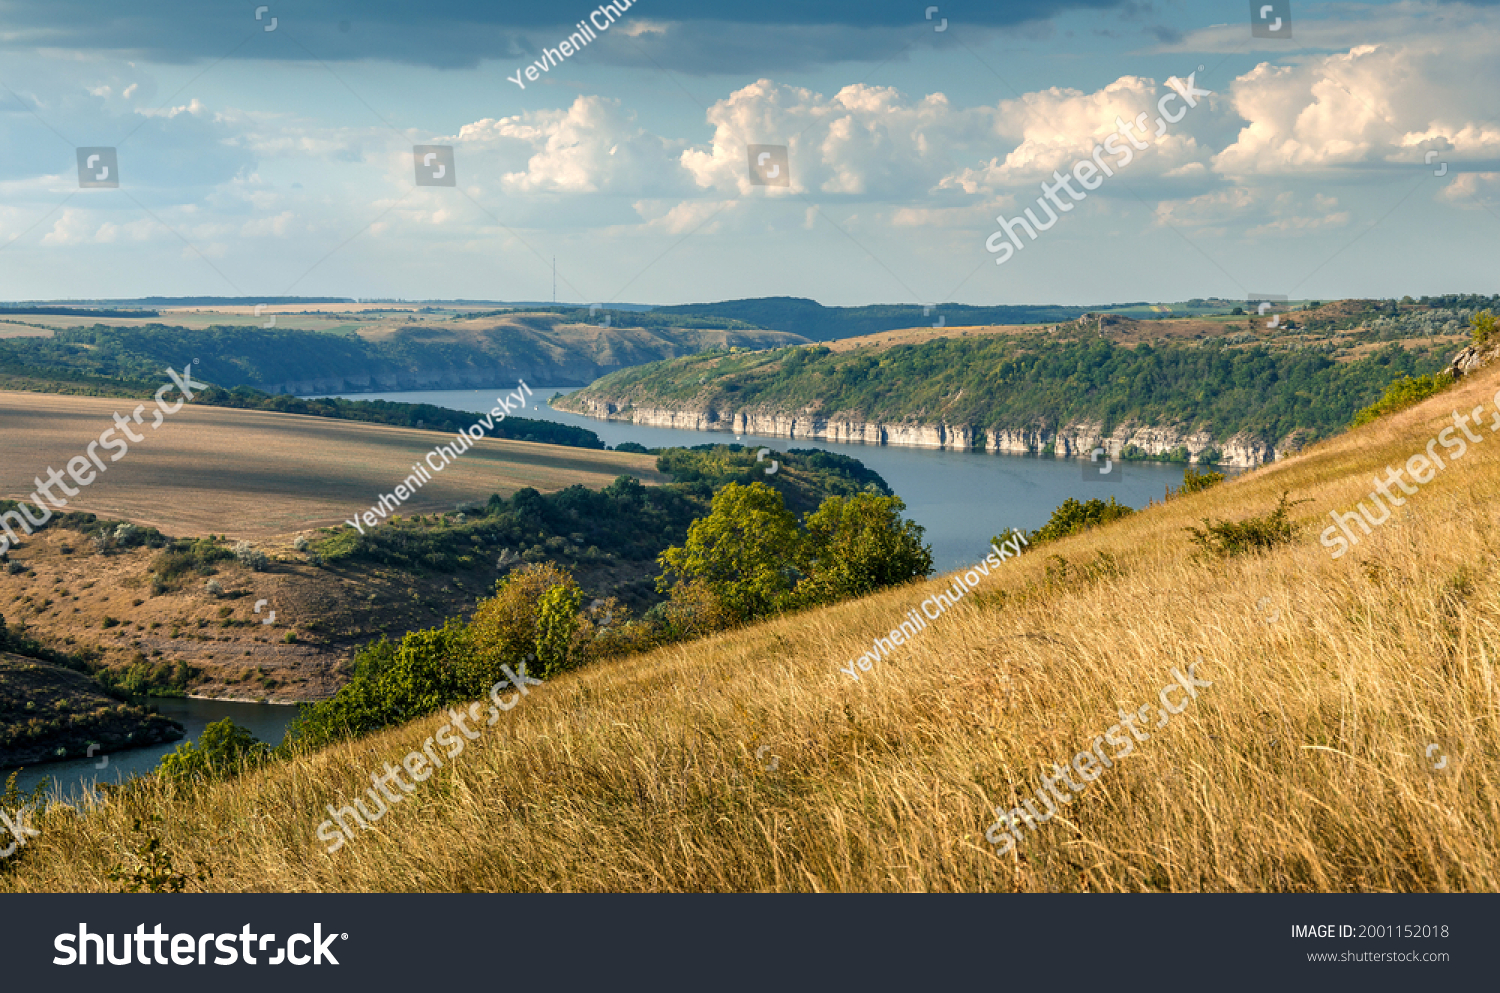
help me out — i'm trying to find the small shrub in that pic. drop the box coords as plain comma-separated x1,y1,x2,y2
152,538,233,587
1029,497,1136,544
1185,491,1306,558
205,579,224,596
106,815,214,893
1470,309,1498,349
233,541,270,571
101,616,120,628
293,536,310,552
155,719,270,785
1174,468,1226,497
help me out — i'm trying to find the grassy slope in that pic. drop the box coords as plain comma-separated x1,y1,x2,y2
6,364,1499,891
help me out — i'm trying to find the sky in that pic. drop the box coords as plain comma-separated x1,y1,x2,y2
0,0,1496,307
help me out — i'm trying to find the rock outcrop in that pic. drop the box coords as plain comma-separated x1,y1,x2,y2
556,394,1293,468
1449,340,1500,380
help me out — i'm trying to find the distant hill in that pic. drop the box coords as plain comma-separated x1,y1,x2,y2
647,297,1101,341
0,313,808,395
3,297,351,307
0,307,159,318
557,327,1456,465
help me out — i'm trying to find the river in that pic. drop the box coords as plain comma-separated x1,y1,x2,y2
2,698,300,802
313,386,1204,572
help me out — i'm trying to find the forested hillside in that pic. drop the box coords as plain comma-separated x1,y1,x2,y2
564,334,1454,448
648,297,1097,340
0,317,805,395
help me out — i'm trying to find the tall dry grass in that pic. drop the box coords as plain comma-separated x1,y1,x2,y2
5,365,1499,892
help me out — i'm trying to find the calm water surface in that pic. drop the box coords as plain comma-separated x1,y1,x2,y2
315,386,1205,572
3,697,299,801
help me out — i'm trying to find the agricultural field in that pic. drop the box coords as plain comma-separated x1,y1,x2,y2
0,391,661,538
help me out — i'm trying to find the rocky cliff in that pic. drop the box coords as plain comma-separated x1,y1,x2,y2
1449,339,1500,380
555,394,1294,467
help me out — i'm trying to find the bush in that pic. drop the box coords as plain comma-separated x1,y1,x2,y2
1351,372,1454,427
293,536,310,552
535,583,584,675
284,622,472,750
156,719,271,784
1471,309,1498,349
1029,497,1136,544
233,541,269,571
151,538,233,587
466,562,585,682
1175,468,1226,496
1185,491,1305,558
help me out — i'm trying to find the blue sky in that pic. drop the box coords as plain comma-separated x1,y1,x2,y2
1,0,1496,306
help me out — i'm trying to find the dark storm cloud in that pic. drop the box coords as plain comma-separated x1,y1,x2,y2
0,0,1127,70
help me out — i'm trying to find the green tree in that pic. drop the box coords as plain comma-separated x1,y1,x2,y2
535,583,585,676
155,719,270,784
466,562,583,682
657,482,802,622
796,493,933,604
1471,309,1498,349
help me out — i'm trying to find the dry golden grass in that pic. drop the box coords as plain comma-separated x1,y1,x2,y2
5,365,1499,892
0,391,662,538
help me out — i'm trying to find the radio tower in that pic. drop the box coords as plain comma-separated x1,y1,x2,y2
552,257,556,304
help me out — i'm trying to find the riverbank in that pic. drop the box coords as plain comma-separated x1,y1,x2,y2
553,393,1282,467
551,330,1456,469
1,694,299,799
0,654,184,769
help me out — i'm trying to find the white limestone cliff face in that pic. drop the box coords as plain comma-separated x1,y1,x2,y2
557,394,1290,468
